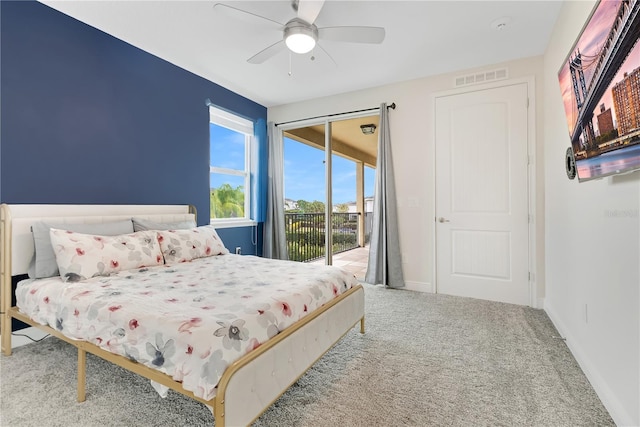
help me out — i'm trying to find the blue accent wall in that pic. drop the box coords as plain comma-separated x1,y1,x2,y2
0,1,266,255
217,223,264,258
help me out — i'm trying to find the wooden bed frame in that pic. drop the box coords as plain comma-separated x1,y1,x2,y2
0,204,365,426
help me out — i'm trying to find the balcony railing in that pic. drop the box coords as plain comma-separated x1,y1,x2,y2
285,212,361,262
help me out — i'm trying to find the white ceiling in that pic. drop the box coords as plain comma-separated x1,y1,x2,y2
40,0,563,108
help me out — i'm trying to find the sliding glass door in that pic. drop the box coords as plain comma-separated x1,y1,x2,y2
281,114,378,279
283,133,326,263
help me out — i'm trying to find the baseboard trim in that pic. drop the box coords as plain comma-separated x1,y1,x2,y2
536,297,545,309
404,281,433,293
544,302,635,426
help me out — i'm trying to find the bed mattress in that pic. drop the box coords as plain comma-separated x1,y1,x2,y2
16,254,359,400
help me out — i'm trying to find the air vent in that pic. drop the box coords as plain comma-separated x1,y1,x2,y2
454,68,508,87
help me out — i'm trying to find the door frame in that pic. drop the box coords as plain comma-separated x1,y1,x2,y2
431,76,538,307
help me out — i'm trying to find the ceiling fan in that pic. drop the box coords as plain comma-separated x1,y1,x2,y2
213,0,386,64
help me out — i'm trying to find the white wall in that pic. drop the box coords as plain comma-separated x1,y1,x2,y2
269,56,545,296
542,2,639,426
270,4,640,420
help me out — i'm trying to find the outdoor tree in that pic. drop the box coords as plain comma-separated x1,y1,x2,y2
297,200,324,213
296,200,325,214
285,198,359,263
210,183,244,218
308,201,325,213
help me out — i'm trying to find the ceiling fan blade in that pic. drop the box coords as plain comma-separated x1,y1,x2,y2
318,26,386,44
315,43,337,67
247,40,286,64
213,3,283,29
296,0,325,24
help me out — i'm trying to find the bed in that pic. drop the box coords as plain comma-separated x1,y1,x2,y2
0,204,365,426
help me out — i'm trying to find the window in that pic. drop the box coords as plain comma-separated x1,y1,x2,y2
209,106,254,225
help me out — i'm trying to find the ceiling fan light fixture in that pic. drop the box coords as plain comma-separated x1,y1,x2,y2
286,33,316,53
284,19,318,54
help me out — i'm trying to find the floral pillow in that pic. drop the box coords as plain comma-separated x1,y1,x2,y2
49,229,164,282
157,225,228,264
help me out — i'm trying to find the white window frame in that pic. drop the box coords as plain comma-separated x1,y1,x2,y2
209,106,255,228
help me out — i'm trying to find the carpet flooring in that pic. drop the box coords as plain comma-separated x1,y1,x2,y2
0,284,614,426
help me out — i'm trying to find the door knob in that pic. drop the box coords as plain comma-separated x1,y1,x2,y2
438,217,450,223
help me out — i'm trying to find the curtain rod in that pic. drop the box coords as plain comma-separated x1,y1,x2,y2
275,102,396,127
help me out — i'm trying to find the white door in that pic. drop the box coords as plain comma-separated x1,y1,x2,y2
435,83,530,305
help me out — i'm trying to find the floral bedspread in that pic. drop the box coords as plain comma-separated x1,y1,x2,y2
16,254,359,400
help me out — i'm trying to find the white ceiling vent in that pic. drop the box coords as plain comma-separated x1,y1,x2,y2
454,68,508,87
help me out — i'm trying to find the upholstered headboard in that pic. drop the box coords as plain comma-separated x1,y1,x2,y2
0,204,195,275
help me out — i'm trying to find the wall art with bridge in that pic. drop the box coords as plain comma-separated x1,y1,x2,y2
558,0,640,182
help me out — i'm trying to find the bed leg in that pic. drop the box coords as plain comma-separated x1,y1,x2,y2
206,405,218,426
214,397,225,427
0,204,12,356
77,348,86,402
1,319,11,356
360,316,365,334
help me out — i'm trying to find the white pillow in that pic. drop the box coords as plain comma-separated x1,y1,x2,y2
157,225,228,265
49,229,164,282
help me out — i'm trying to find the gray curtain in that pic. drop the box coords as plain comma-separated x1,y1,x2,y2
263,122,289,260
365,103,404,288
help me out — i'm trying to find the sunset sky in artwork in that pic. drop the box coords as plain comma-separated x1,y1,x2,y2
557,0,640,138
